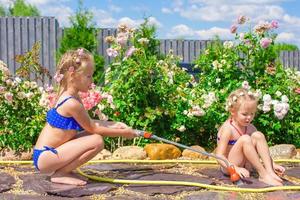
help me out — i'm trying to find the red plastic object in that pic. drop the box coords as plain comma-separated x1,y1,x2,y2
143,132,152,139
227,165,241,182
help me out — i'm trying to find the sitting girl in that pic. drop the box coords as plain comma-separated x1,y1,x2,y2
216,88,285,186
33,48,136,186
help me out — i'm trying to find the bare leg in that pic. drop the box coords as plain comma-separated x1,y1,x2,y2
251,131,282,182
228,135,282,186
37,132,103,185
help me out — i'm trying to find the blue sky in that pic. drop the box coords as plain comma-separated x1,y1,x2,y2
2,0,300,47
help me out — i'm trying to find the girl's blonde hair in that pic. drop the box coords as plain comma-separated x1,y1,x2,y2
226,88,258,112
55,48,94,98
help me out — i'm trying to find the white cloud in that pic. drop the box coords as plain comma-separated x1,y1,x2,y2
91,8,118,27
147,17,163,28
277,32,295,42
167,24,194,38
118,17,140,28
283,14,300,27
117,16,162,29
40,5,73,26
195,27,231,40
167,24,231,40
161,7,172,14
109,4,122,13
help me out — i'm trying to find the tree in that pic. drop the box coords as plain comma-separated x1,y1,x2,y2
274,43,299,52
9,0,40,16
0,5,6,16
57,0,104,85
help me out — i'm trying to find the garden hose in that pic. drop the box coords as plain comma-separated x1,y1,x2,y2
134,130,241,183
76,167,300,193
0,159,300,193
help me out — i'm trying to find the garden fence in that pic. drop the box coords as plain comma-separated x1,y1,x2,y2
0,17,299,84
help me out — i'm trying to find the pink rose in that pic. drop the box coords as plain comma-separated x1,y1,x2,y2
260,38,272,48
4,92,13,103
53,73,64,83
237,15,246,24
0,86,5,93
230,24,238,34
271,20,279,29
106,48,118,57
77,48,84,56
125,46,136,58
295,88,300,94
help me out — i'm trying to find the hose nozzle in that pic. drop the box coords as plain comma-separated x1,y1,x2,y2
227,165,241,183
134,130,152,139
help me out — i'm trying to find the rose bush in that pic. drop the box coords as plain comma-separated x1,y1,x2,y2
99,22,216,150
0,60,46,152
193,16,300,147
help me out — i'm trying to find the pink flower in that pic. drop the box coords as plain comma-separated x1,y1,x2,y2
125,46,136,58
106,48,118,57
271,20,279,29
53,73,64,83
116,32,128,46
0,86,5,93
90,83,96,89
77,48,84,56
4,92,13,103
69,66,75,72
260,38,272,48
237,15,246,24
45,85,54,93
48,93,57,108
242,81,250,90
295,88,300,94
79,90,102,110
230,24,238,34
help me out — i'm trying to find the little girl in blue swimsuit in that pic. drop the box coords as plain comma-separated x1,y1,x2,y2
215,88,285,186
33,48,137,186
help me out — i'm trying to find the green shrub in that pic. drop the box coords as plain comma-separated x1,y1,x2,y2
0,57,46,152
194,17,300,147
98,22,215,150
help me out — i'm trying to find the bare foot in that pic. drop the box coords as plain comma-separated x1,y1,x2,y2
259,174,283,186
270,171,283,182
51,173,87,186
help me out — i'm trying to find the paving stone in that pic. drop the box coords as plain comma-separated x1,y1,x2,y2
124,172,212,195
265,191,288,200
0,193,88,200
20,172,116,197
105,194,161,200
198,168,233,185
285,167,300,179
0,172,15,193
286,192,300,199
182,191,219,200
82,163,169,172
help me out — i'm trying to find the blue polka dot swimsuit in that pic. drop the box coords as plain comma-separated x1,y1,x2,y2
46,96,83,131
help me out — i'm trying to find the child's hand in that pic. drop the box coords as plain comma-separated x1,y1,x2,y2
122,128,137,139
273,163,285,175
236,167,250,178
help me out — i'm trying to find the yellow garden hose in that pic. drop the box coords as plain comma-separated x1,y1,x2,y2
1,159,300,193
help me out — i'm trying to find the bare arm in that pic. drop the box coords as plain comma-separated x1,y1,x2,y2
215,126,233,169
67,99,135,138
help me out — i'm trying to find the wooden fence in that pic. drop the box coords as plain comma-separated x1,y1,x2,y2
0,17,299,83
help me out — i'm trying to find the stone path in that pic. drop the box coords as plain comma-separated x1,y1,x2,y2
0,163,299,200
